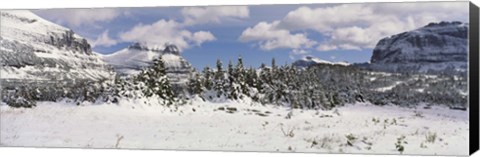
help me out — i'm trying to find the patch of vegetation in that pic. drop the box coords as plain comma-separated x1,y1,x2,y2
280,123,295,138
414,111,424,118
345,134,357,146
395,135,407,154
425,132,437,143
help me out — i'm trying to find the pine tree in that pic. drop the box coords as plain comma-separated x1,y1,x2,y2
235,57,248,95
188,72,204,95
271,58,277,72
227,60,234,77
213,59,225,98
135,56,176,105
202,66,213,90
226,60,238,99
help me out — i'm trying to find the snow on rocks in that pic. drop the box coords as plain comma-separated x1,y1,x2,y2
369,21,468,74
0,10,114,82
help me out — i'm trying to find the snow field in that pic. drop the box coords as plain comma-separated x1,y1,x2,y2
0,99,468,156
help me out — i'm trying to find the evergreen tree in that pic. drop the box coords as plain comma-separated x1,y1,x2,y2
235,57,248,95
271,58,277,72
226,60,238,99
188,72,204,95
213,59,225,98
135,56,176,105
202,66,213,90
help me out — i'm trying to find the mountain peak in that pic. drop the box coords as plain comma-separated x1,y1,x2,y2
128,42,180,55
164,44,180,55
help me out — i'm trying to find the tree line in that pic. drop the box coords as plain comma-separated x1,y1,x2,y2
2,56,468,110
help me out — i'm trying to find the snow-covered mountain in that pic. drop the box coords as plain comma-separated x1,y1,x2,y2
101,42,194,85
0,11,114,84
292,56,349,68
368,21,468,74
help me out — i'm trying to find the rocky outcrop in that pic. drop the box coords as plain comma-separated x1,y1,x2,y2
46,29,93,55
369,21,468,74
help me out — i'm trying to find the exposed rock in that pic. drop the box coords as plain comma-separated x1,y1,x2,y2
369,21,468,74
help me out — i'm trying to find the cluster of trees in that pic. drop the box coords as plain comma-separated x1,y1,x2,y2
2,56,177,107
365,74,467,108
2,55,468,110
186,57,467,109
115,57,177,106
187,57,369,109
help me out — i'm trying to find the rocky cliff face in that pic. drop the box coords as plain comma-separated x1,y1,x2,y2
369,21,468,74
101,43,194,85
0,11,114,85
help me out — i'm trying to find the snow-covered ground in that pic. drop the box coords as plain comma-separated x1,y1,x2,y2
0,99,468,156
374,81,403,92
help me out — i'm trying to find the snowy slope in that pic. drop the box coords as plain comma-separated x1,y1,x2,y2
101,43,194,85
293,56,349,68
0,100,468,156
0,10,114,83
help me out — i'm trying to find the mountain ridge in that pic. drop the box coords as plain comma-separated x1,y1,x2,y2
368,21,468,74
0,10,114,84
292,56,349,68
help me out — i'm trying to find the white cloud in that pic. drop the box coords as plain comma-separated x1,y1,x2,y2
290,49,309,55
288,49,310,59
239,21,316,50
181,6,249,25
116,6,248,49
241,2,468,52
191,31,216,46
36,6,249,49
278,5,377,32
119,20,215,50
34,8,122,27
317,44,337,52
91,30,117,48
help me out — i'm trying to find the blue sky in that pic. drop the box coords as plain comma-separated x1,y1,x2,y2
33,2,468,69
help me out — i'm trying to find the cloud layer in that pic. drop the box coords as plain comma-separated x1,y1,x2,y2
239,2,468,53
36,6,250,50
34,2,468,53
119,20,215,50
35,8,122,27
119,6,249,49
239,21,315,50
181,6,249,25
118,6,249,50
91,30,117,47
